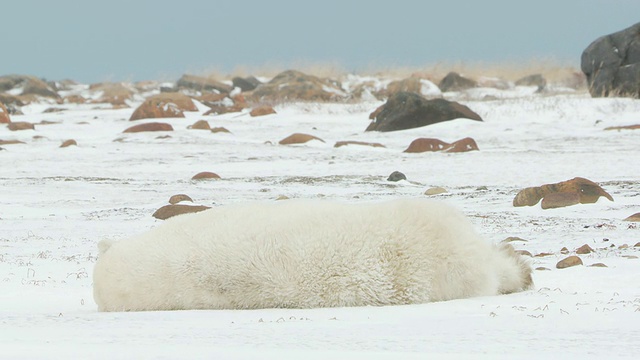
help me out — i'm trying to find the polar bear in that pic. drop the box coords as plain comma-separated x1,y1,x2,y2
93,198,532,311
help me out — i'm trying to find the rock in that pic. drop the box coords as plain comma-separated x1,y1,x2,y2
556,256,583,269
63,95,86,104
334,140,385,148
515,74,547,90
618,244,629,249
250,105,276,117
534,252,554,257
576,244,594,254
278,133,325,145
515,250,533,257
535,267,551,271
123,122,173,133
231,76,261,92
442,137,479,153
635,242,640,247
387,171,406,182
560,247,569,254
381,77,442,98
424,187,447,195
622,255,639,259
403,137,478,153
129,93,197,121
202,105,244,115
502,236,528,243
513,177,614,207
60,139,77,148
187,120,211,130
152,204,211,220
438,72,477,92
0,75,60,101
211,127,231,134
623,212,640,221
7,122,34,131
0,103,10,123
604,124,640,131
168,194,193,205
365,92,482,132
89,82,136,106
176,74,233,94
588,263,608,268
540,191,581,209
275,195,290,201
191,172,221,180
251,70,346,102
0,139,26,145
581,22,640,98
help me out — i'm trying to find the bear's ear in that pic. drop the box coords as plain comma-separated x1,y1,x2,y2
97,239,115,256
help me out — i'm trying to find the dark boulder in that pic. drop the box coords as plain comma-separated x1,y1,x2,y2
365,92,482,132
232,76,262,92
581,22,640,98
438,72,477,92
176,74,233,94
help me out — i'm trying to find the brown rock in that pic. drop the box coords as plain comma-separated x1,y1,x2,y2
334,140,385,148
502,236,528,243
250,105,276,117
168,194,193,205
623,212,640,221
279,133,325,145
404,138,449,153
187,120,211,130
202,105,244,115
560,247,570,254
442,137,479,153
588,263,608,268
60,139,77,148
0,103,10,123
129,93,197,121
251,70,345,102
152,204,211,220
8,122,34,131
123,122,173,133
535,267,551,271
576,244,595,254
515,250,533,257
191,171,221,180
541,191,581,209
88,82,135,106
534,252,554,257
513,177,614,207
276,195,290,200
424,187,447,195
618,244,629,249
438,72,478,92
604,124,640,131
0,139,26,145
635,242,640,247
622,255,639,259
211,127,231,134
366,92,482,132
556,255,583,269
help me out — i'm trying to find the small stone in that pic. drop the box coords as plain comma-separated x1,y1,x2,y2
502,236,528,243
618,244,629,249
534,252,554,257
560,247,569,254
278,133,325,145
0,139,26,145
622,255,638,259
515,250,533,257
588,263,608,268
60,139,77,148
250,105,276,117
535,267,551,271
123,122,173,133
576,244,594,254
276,195,289,200
556,255,583,269
476,186,488,191
623,212,640,222
211,127,231,134
187,120,211,130
334,140,385,148
635,242,640,248
152,204,210,220
387,171,406,182
424,187,447,196
8,122,35,131
169,194,193,205
191,172,221,180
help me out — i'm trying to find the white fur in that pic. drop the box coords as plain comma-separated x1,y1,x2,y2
93,198,532,311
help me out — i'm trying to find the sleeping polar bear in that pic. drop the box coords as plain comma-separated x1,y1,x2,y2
93,198,532,311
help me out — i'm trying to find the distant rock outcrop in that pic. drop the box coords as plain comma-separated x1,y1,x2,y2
176,74,233,94
89,82,136,106
380,77,442,98
129,93,197,121
513,177,613,208
365,92,482,132
0,103,10,123
251,70,346,102
0,75,60,101
232,76,262,92
515,74,547,91
581,22,640,98
438,72,477,92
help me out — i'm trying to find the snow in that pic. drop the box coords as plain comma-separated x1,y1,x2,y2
1,87,639,359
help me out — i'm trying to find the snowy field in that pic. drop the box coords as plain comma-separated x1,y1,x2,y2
1,84,639,359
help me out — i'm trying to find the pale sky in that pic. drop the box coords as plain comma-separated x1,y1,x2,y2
3,0,639,83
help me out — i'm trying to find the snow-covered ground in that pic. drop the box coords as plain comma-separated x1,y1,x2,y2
1,87,639,359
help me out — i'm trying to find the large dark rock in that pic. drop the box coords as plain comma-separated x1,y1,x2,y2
0,75,60,100
176,74,233,94
581,22,640,98
250,70,345,102
232,76,262,92
438,72,477,92
365,92,482,132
